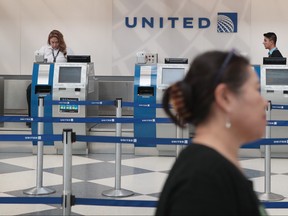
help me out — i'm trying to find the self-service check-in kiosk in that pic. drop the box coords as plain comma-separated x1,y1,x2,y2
31,61,96,154
52,62,95,154
134,63,189,155
261,64,288,156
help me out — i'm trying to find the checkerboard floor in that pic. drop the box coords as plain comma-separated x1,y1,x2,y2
1,152,288,215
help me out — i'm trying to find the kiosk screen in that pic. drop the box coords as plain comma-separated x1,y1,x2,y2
266,69,288,85
58,66,82,83
161,68,185,85
59,98,79,113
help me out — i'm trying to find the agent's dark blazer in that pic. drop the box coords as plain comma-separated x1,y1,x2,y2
269,49,283,57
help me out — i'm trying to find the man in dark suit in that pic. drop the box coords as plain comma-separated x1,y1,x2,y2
263,32,283,57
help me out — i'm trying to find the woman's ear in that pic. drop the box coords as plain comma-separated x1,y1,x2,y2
214,83,233,113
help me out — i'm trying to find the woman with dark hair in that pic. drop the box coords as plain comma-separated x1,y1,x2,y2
156,50,267,215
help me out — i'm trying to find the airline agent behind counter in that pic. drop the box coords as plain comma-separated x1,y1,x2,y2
38,30,73,63
26,30,73,127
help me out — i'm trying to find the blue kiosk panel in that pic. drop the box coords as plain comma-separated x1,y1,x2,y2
134,64,157,147
252,64,261,79
31,63,54,145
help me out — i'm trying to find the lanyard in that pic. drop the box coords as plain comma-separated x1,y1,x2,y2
52,49,60,63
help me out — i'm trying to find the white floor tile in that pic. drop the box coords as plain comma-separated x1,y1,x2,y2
241,158,288,173
0,192,56,215
0,155,102,169
115,156,176,171
90,172,168,195
0,203,56,215
0,170,82,193
251,175,288,197
240,158,264,171
120,194,158,201
270,159,288,174
266,208,288,216
72,205,156,216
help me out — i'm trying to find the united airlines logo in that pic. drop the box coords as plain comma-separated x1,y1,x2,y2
217,12,238,33
125,12,238,33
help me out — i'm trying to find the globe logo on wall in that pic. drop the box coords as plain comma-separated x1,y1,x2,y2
217,12,238,33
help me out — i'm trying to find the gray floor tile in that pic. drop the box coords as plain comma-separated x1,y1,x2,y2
0,162,32,174
44,162,154,181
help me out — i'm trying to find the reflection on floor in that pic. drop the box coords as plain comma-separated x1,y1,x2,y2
1,152,288,215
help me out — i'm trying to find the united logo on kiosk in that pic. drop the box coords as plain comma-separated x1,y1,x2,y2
217,12,238,33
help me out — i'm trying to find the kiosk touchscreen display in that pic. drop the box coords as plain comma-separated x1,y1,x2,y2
58,66,82,83
59,98,79,113
266,69,288,85
161,68,185,85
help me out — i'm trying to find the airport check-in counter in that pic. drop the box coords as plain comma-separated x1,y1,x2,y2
134,63,189,156
261,64,288,156
31,62,97,154
52,62,96,154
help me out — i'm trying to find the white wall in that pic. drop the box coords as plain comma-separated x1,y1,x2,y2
251,0,288,64
0,0,21,76
112,0,252,75
0,0,112,76
1,0,288,76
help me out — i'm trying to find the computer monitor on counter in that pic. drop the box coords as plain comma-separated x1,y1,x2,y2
67,55,91,63
263,57,286,65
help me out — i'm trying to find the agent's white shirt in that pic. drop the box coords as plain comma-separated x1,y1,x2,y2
38,45,73,63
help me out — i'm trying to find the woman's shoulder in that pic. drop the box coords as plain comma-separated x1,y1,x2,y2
176,144,234,172
38,45,52,53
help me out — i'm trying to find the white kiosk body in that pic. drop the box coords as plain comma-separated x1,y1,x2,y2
156,63,190,155
261,65,288,156
52,62,95,154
